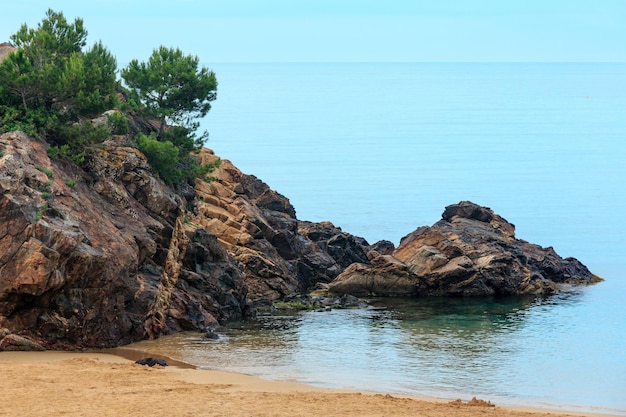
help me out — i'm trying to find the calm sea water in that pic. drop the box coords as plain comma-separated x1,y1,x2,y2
133,63,626,414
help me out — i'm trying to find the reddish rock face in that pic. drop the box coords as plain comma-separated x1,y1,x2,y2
0,131,370,349
0,132,247,349
328,201,600,297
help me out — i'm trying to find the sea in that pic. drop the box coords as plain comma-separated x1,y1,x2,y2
127,63,626,414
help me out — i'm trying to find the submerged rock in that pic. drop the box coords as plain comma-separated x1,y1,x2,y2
328,201,600,297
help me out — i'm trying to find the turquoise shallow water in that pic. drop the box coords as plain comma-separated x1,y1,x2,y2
144,63,626,413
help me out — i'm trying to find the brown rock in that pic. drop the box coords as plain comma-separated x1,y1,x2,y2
0,42,15,62
190,151,370,300
329,201,600,297
0,130,370,349
1,128,599,349
0,131,248,348
0,334,45,351
328,252,416,297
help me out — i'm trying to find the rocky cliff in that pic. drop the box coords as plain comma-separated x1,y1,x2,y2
0,131,601,350
0,131,369,349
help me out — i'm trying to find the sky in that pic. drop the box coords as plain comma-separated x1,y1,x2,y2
0,0,624,63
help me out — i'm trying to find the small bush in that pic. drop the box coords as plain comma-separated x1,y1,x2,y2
36,166,54,177
35,203,48,220
136,133,181,184
65,179,76,189
46,121,106,165
47,144,71,160
107,111,129,135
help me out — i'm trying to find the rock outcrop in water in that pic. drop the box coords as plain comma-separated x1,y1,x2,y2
327,201,601,297
0,36,601,351
0,130,600,350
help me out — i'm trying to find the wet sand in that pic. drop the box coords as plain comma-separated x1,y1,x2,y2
0,352,612,417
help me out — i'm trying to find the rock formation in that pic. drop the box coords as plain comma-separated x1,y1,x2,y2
327,201,600,297
0,40,601,351
0,130,369,349
187,151,371,302
0,131,247,349
0,129,600,350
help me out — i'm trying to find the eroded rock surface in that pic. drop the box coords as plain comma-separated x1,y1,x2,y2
0,131,369,349
0,132,247,348
328,201,600,297
190,151,370,301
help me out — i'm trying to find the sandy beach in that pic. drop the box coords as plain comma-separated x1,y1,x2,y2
0,351,612,417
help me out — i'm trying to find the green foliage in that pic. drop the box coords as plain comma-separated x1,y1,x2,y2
2,10,220,188
0,9,117,143
65,179,76,189
121,46,216,141
47,144,71,160
0,105,56,137
3,9,87,111
77,41,118,114
107,111,129,135
136,132,220,185
121,47,220,186
35,165,53,177
194,157,221,182
47,121,109,165
136,133,181,184
35,202,48,220
0,49,38,110
161,125,201,156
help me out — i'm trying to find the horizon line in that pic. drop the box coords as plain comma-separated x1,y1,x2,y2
201,60,626,65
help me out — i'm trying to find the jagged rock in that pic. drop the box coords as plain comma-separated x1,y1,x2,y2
191,152,371,300
328,251,417,297
0,334,45,351
168,228,247,332
369,240,395,256
0,131,247,349
0,131,372,349
328,201,600,297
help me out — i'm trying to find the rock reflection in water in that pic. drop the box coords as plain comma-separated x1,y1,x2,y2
123,291,592,407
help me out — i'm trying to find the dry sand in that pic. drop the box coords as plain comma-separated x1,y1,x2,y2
0,352,612,417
